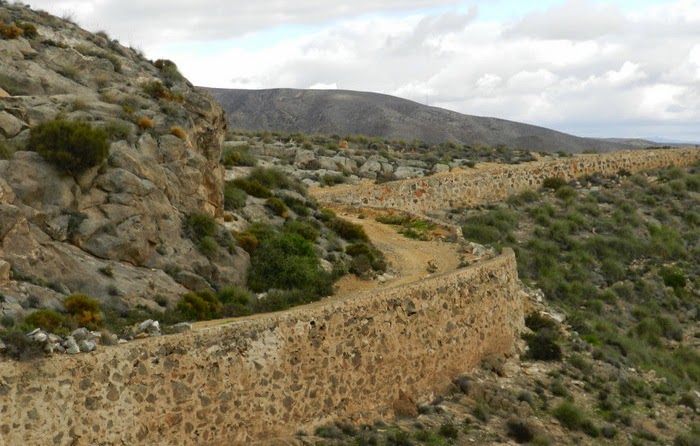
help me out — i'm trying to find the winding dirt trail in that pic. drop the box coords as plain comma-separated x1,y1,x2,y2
329,210,464,294
194,207,467,330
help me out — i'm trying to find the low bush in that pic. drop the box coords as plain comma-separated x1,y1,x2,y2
0,331,45,360
552,401,585,430
284,219,319,242
233,231,258,253
198,236,218,258
169,126,187,140
24,309,64,332
248,167,305,193
0,22,22,39
506,418,535,443
184,212,218,241
265,197,289,218
153,59,184,86
247,232,332,297
223,183,247,210
542,177,568,190
177,290,221,321
231,178,272,198
221,146,257,167
136,117,154,130
524,329,562,361
325,217,368,242
64,294,102,329
16,22,38,39
28,120,110,175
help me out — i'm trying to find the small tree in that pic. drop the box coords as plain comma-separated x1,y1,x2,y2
28,120,109,175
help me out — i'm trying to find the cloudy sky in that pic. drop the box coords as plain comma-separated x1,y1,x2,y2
25,0,700,141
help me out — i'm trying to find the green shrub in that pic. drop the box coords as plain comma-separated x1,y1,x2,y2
472,403,490,422
376,213,413,225
542,177,567,190
24,309,64,332
248,167,305,193
507,189,540,206
16,22,38,39
325,217,368,242
28,120,110,175
524,329,562,361
153,59,184,86
265,197,289,217
552,401,585,430
221,146,257,167
284,219,319,242
223,183,247,210
198,236,218,257
231,178,272,198
233,231,258,253
554,185,577,202
184,212,218,241
176,290,221,321
660,267,687,289
64,294,101,328
247,232,331,296
438,422,460,439
104,120,133,142
506,418,535,443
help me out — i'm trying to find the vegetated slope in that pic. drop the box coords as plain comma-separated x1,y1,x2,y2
309,163,700,446
207,88,659,153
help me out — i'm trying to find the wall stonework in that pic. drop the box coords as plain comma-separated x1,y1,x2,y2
0,251,522,445
314,148,700,213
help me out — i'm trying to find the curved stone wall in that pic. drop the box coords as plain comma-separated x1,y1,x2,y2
314,148,700,213
0,250,522,445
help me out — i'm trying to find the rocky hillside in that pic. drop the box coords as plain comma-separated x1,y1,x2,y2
207,88,661,154
0,3,245,318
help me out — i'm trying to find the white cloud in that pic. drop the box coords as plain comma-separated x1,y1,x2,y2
505,0,625,40
20,0,700,140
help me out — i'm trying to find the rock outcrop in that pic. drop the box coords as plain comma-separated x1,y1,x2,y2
0,3,247,317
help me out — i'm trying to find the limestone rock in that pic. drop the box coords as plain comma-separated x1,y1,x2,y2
0,3,241,310
171,322,192,333
431,163,450,174
0,111,23,138
394,166,425,180
135,319,161,336
0,259,11,282
79,339,96,353
294,149,317,168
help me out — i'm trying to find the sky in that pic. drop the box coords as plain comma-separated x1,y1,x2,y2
22,0,700,141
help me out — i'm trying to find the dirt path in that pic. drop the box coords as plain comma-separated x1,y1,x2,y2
194,209,466,330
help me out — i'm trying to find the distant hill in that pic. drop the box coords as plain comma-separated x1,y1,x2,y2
206,88,660,153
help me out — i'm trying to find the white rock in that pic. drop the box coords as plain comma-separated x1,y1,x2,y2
79,340,96,353
171,322,192,333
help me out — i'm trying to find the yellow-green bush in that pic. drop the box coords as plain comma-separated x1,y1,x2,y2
64,294,102,328
27,120,109,175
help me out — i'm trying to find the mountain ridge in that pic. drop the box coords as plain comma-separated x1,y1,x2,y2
206,87,661,153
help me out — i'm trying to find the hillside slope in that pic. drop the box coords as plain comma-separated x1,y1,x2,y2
207,88,658,153
0,3,246,316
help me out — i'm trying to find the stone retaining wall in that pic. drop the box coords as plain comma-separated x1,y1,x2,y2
314,148,700,213
0,250,522,445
